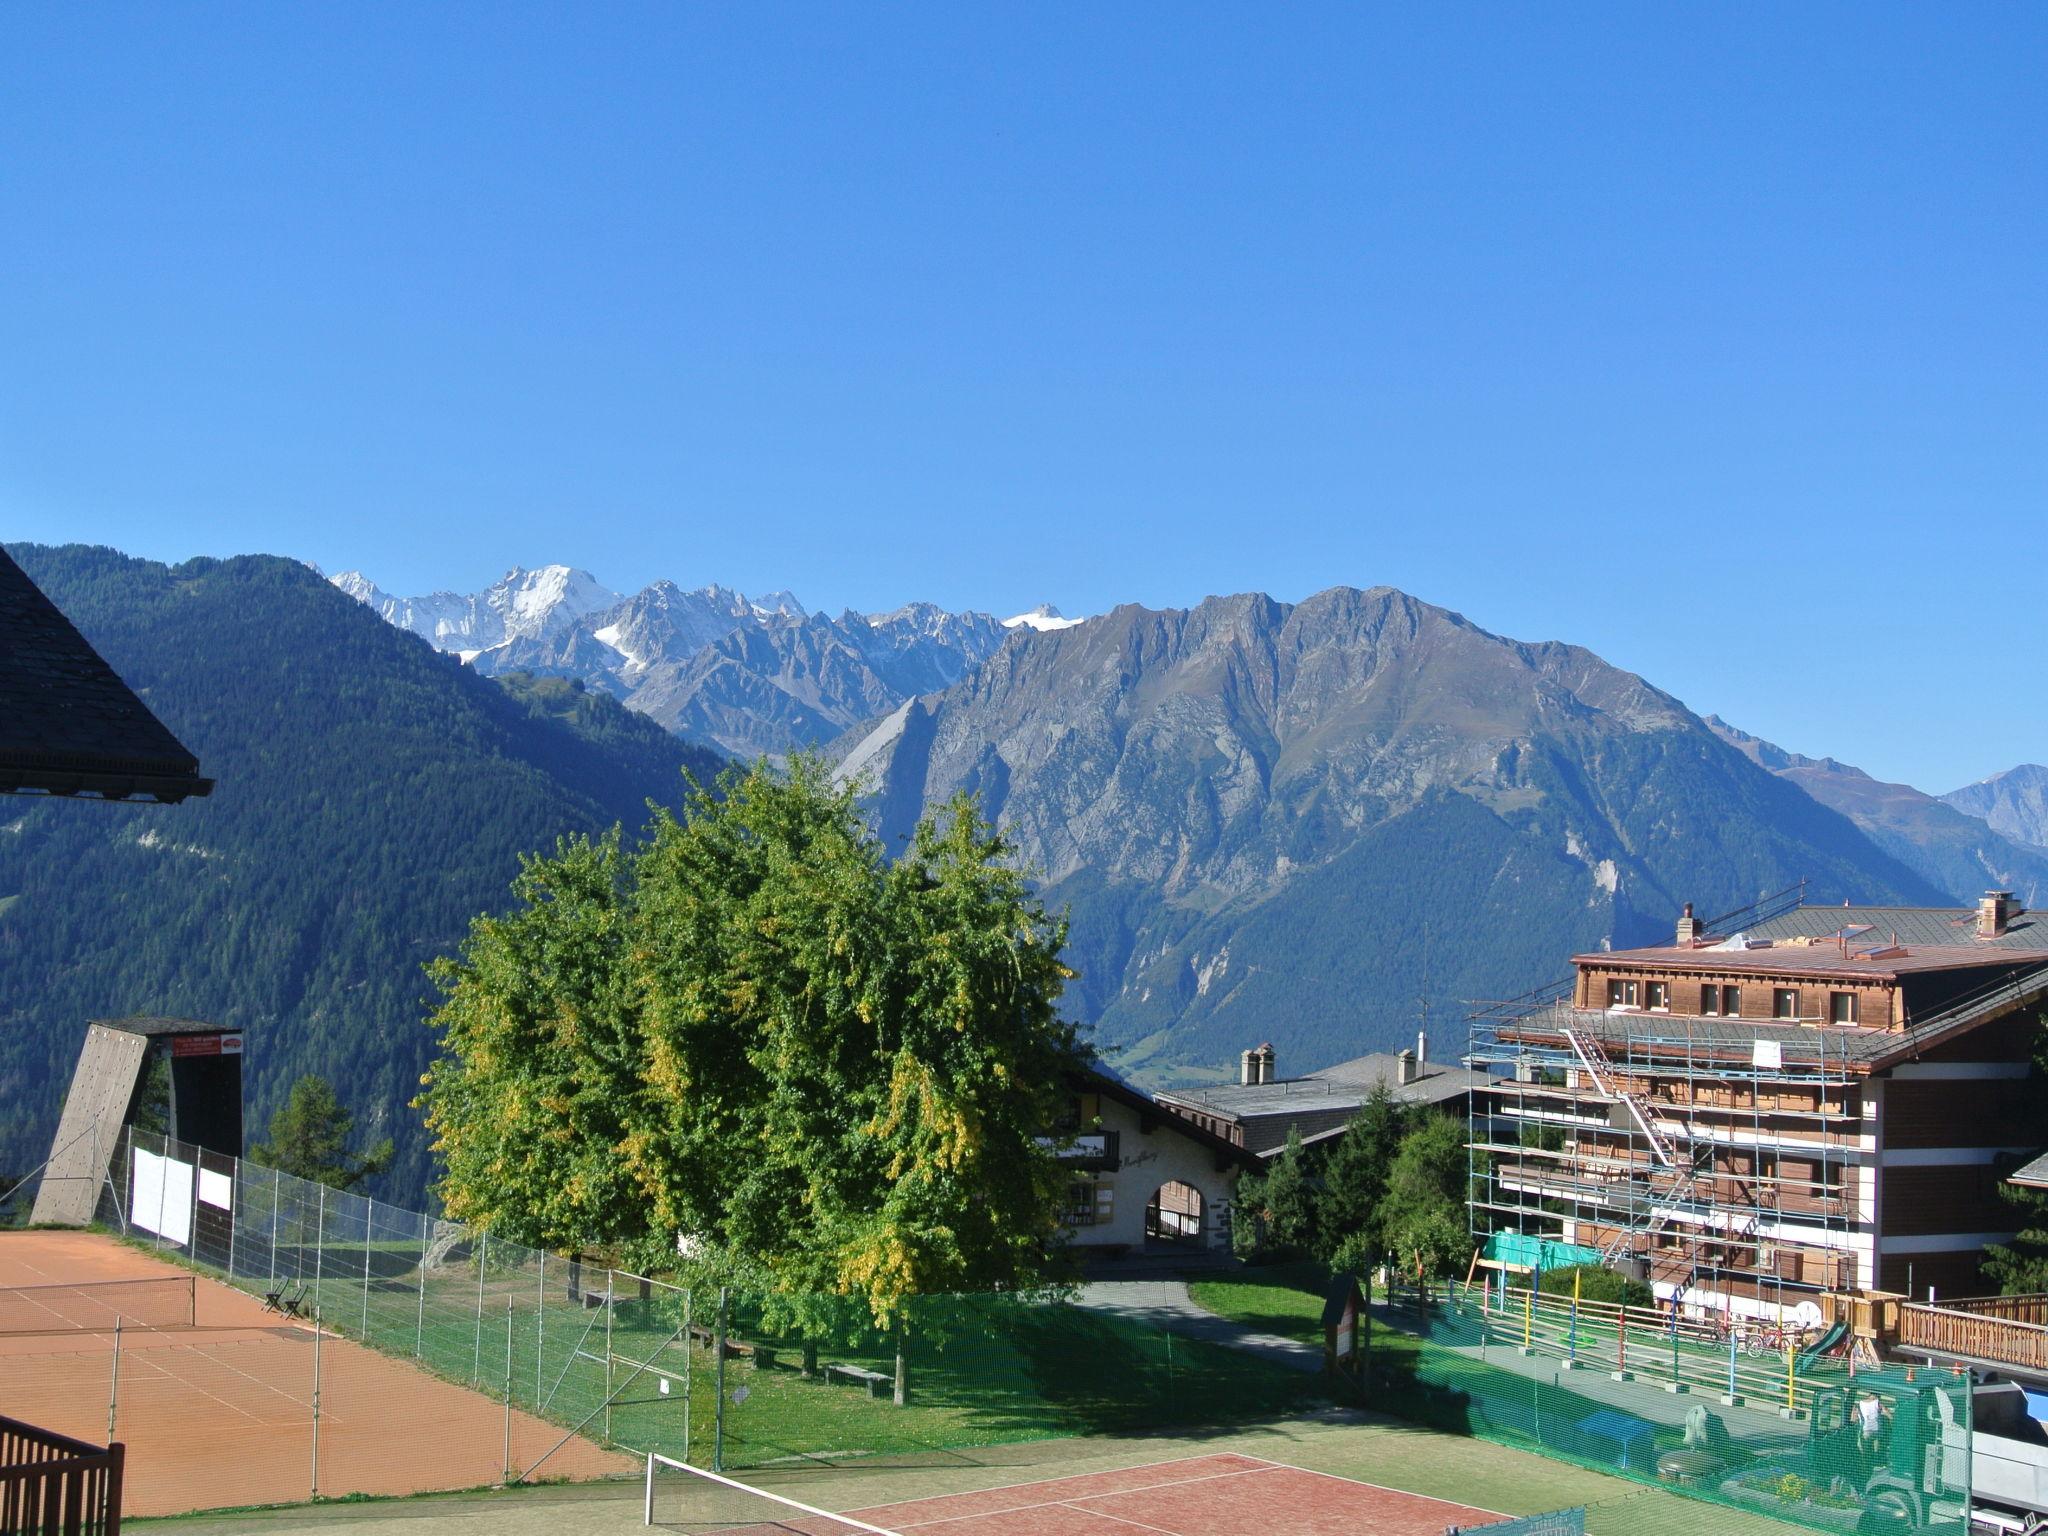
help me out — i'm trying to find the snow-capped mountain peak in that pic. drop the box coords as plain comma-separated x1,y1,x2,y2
1003,603,1086,632
488,565,621,641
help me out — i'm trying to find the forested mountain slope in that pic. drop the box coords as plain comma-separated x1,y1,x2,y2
837,586,1948,1085
0,546,717,1205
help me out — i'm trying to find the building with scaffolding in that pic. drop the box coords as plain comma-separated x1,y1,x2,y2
1470,889,2048,1322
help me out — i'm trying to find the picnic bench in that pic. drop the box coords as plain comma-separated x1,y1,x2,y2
684,1322,776,1368
825,1363,891,1398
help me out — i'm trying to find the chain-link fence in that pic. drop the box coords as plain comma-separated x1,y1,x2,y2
86,1127,1319,1496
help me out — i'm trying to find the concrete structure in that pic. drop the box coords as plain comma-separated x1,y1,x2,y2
1155,1035,1489,1156
1055,1070,1261,1256
1472,893,2048,1320
30,1017,245,1226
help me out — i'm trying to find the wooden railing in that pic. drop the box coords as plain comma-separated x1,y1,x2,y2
1927,1292,2048,1327
0,1415,123,1536
1897,1299,2048,1373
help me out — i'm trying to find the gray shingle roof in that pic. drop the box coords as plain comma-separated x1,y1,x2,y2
0,546,211,802
1751,904,2048,954
1155,1051,1488,1120
2011,1151,2048,1190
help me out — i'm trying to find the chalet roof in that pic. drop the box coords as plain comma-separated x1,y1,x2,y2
1754,905,2048,953
1153,1051,1488,1121
0,547,211,803
1079,1063,1263,1170
1579,903,2048,979
2011,1151,2048,1191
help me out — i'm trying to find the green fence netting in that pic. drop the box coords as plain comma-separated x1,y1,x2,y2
1390,1281,1973,1536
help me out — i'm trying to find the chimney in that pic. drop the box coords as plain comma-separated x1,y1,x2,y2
1395,1048,1417,1087
1416,1029,1428,1069
1979,891,2015,940
1675,901,1702,947
1239,1049,1258,1086
1255,1043,1276,1085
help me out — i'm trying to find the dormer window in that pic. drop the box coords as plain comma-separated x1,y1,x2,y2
1607,979,1639,1007
1645,981,1670,1011
1829,991,1859,1025
1773,988,1799,1021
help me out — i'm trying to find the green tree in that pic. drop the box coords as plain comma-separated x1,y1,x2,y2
415,831,644,1252
1380,1113,1470,1279
421,756,1082,1323
1234,1128,1318,1259
1315,1086,1408,1272
250,1074,393,1192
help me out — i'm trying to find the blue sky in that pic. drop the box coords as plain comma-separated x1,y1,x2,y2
3,6,2042,792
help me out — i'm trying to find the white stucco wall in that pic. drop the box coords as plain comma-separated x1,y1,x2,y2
1061,1092,1240,1253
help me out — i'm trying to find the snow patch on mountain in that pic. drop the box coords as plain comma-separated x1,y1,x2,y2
1003,604,1086,632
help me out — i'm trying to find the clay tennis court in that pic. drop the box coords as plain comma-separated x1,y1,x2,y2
651,1452,1505,1535
0,1229,629,1516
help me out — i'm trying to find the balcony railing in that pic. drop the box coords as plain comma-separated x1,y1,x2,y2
1897,1298,2048,1373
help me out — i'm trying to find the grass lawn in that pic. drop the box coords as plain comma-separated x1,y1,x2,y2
1186,1261,1421,1371
195,1240,1327,1475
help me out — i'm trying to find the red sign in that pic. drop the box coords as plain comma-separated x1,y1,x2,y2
170,1033,244,1058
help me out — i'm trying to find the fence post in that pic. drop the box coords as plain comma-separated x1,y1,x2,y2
108,1320,122,1437
713,1288,727,1473
313,1181,326,1317
187,1142,202,1260
474,1232,488,1385
415,1212,427,1359
311,1307,324,1499
1728,1324,1738,1401
226,1154,239,1283
361,1196,374,1340
537,1251,546,1405
154,1135,169,1251
681,1286,691,1464
503,1296,514,1484
1784,1342,1796,1413
604,1270,615,1448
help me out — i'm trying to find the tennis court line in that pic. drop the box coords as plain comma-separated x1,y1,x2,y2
1231,1453,1511,1521
851,1454,1280,1530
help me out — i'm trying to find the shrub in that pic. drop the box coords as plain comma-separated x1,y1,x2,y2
1535,1263,1655,1309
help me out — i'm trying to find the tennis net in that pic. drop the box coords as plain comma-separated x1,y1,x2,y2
644,1454,904,1534
0,1274,197,1334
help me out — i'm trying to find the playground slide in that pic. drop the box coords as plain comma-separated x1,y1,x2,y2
1796,1319,1848,1369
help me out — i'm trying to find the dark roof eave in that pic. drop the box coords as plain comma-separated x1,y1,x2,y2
1,767,215,804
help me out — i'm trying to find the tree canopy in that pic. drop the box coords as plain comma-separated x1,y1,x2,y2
419,757,1082,1322
250,1074,394,1191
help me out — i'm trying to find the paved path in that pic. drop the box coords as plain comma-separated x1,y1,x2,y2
1073,1278,1324,1373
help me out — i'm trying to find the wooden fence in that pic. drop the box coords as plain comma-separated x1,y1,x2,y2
0,1416,123,1536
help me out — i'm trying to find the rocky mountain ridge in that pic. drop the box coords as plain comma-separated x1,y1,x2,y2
834,585,1945,1081
332,565,1040,759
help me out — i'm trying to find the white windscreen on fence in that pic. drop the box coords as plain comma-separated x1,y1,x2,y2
130,1146,194,1245
198,1167,233,1211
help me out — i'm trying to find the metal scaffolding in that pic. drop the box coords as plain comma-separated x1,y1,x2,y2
1467,995,1861,1321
